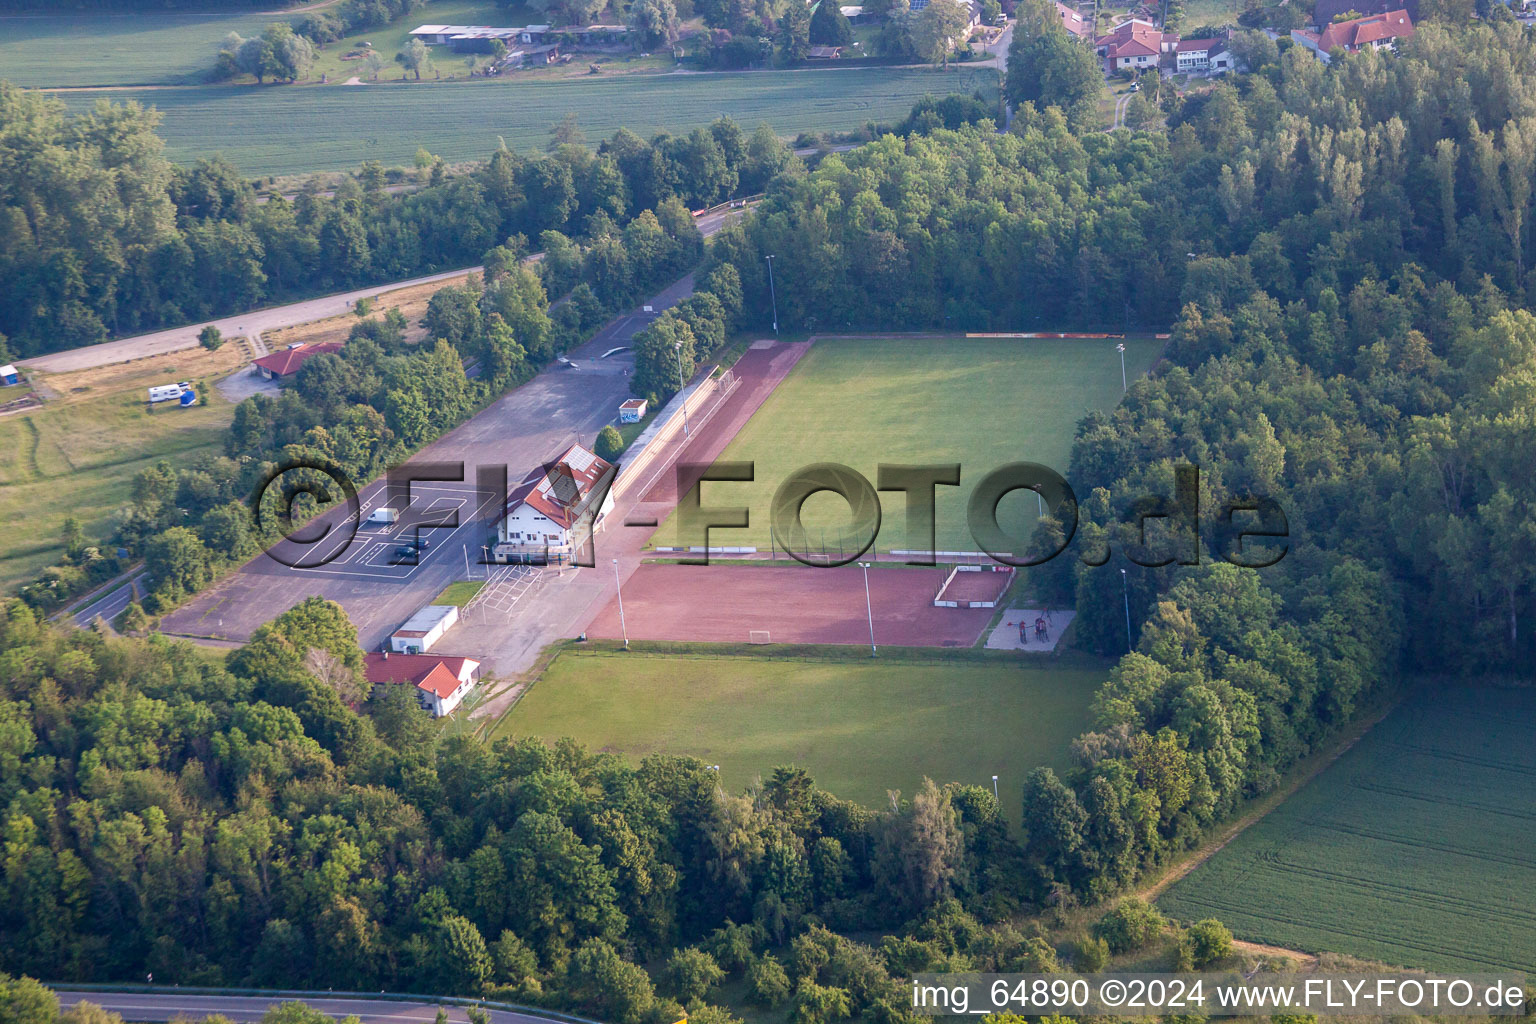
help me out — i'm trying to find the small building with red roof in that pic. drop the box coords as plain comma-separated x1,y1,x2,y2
252,341,345,380
365,651,482,717
495,442,616,565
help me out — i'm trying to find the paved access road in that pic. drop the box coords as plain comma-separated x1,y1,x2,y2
54,989,581,1024
17,204,754,376
16,268,479,374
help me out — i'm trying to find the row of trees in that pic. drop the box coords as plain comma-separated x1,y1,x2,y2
0,85,793,358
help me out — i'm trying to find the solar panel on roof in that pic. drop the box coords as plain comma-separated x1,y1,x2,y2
566,448,596,472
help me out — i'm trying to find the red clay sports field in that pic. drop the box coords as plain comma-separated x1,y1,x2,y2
587,564,997,647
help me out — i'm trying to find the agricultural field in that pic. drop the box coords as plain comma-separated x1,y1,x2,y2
52,66,1000,177
652,335,1164,555
1158,684,1536,973
0,348,239,592
0,11,282,87
494,647,1107,812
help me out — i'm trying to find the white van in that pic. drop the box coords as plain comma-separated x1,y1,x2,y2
366,507,400,525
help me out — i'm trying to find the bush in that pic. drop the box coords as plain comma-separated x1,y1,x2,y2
1092,898,1166,954
1072,935,1109,971
1185,918,1234,966
596,424,625,462
199,325,225,350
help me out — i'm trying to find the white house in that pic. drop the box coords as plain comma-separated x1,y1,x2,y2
389,604,458,654
495,443,616,565
365,651,481,717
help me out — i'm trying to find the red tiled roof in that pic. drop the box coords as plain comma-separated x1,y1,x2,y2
364,652,478,699
1097,21,1163,57
252,341,345,377
505,443,614,530
1316,8,1412,50
1176,37,1217,51
1055,1,1092,38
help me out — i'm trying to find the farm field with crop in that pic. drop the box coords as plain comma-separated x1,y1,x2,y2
1158,684,1536,973
0,350,238,592
52,66,1000,176
651,335,1164,555
0,12,282,87
494,647,1106,813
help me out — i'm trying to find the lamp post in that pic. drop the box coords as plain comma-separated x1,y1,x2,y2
1117,342,1127,393
765,254,780,336
1120,567,1132,653
613,558,628,648
674,341,691,436
991,774,999,801
858,561,876,656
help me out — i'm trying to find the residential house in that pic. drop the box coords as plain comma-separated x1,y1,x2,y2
495,442,616,565
1055,1,1094,40
364,651,482,717
1312,0,1418,27
1175,36,1234,72
1095,19,1172,72
252,340,344,381
1291,8,1412,61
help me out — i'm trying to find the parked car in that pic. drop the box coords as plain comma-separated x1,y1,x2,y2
394,544,419,558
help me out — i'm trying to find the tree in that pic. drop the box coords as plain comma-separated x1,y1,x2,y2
629,0,681,48
143,526,213,595
811,1,854,45
364,50,385,80
778,1,812,61
665,947,725,1004
595,424,625,462
199,325,225,350
910,0,972,66
746,954,793,1006
397,38,433,80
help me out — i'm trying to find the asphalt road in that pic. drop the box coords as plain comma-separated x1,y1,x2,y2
69,572,147,628
17,267,480,374
18,205,752,377
54,990,584,1024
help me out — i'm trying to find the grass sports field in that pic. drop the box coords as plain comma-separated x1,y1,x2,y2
653,335,1163,556
494,648,1106,812
1158,685,1536,973
0,352,237,592
52,67,998,177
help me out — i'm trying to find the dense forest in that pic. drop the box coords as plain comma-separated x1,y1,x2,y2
0,84,791,359
3,8,1536,1021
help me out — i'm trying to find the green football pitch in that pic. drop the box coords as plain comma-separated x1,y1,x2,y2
1158,685,1536,973
493,648,1107,813
654,335,1164,556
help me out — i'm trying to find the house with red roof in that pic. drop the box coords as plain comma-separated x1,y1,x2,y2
252,341,345,380
1055,1,1093,39
494,442,616,565
365,651,482,717
1291,8,1413,62
1095,19,1173,72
